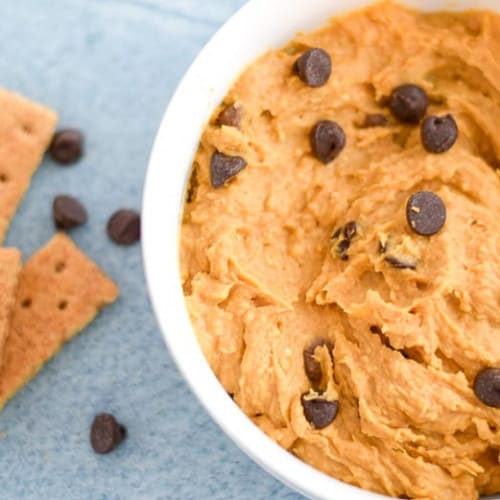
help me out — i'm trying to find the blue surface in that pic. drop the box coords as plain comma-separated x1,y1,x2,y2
0,1,303,499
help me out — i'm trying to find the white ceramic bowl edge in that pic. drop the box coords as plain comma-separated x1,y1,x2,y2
143,1,500,498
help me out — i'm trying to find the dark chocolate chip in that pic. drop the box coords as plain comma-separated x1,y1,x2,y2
216,104,242,128
384,255,417,270
406,191,446,236
474,368,500,408
389,85,429,124
332,222,359,261
301,394,339,429
362,113,388,128
210,152,247,188
293,48,332,87
337,239,351,253
378,241,388,254
343,221,358,240
107,209,141,245
310,120,346,164
90,413,127,454
49,129,84,165
53,195,87,230
303,339,333,384
421,114,458,154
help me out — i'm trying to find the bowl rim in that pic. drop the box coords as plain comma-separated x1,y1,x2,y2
142,0,500,498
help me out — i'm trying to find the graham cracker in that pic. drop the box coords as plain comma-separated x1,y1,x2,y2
0,88,58,243
0,233,119,411
0,248,22,368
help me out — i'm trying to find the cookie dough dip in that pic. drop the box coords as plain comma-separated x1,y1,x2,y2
180,2,500,498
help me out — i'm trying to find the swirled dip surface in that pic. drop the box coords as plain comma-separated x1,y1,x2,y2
181,3,500,498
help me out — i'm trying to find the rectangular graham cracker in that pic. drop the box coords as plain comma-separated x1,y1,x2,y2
0,248,22,368
0,233,119,411
0,88,58,243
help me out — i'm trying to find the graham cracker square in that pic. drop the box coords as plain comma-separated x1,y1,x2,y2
0,233,119,411
0,88,58,242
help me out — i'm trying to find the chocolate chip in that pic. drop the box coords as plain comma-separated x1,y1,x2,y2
389,85,428,124
378,241,388,254
107,209,141,245
303,339,333,384
406,191,446,236
362,113,388,128
310,121,346,164
343,221,358,240
53,195,87,230
384,255,417,270
421,114,458,153
90,413,127,454
210,152,247,188
337,239,351,253
293,48,332,87
216,104,242,128
474,368,500,408
331,221,359,261
49,129,84,165
301,394,339,429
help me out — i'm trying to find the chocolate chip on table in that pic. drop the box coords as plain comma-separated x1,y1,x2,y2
361,113,388,128
301,394,339,429
216,104,242,128
210,152,247,188
406,191,446,236
49,129,84,165
90,413,127,454
53,195,87,230
293,48,332,87
384,255,417,270
310,120,346,164
474,368,500,408
421,114,458,154
389,84,429,124
303,339,333,384
107,209,141,245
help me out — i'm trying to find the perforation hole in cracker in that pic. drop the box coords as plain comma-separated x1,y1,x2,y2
54,261,65,273
0,174,8,183
58,300,68,311
22,123,33,134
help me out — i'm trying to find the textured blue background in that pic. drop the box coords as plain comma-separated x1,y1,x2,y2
0,1,303,498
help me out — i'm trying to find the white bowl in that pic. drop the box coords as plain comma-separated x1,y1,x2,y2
142,1,500,498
